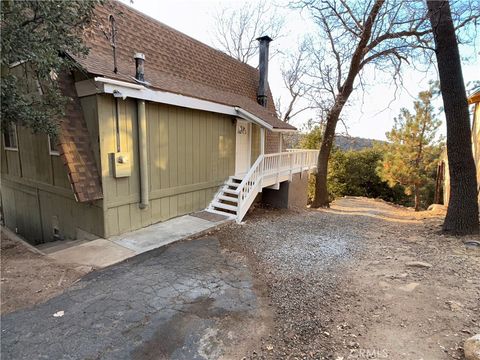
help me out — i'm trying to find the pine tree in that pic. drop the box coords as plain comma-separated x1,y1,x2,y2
378,89,443,211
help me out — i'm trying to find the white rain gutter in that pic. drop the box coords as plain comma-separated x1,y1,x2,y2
235,107,297,133
92,77,297,133
269,127,297,133
234,107,273,131
94,77,145,90
94,77,237,116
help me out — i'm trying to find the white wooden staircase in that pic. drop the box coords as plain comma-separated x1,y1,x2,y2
207,150,319,223
208,176,242,218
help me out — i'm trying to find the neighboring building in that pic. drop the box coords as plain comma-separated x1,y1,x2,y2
441,89,480,206
1,1,317,245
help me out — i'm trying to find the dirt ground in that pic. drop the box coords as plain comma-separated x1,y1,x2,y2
217,197,480,360
0,231,89,314
1,197,479,359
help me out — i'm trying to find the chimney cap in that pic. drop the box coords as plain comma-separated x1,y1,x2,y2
134,52,145,60
256,35,273,42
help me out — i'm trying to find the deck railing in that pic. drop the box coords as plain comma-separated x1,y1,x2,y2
234,149,319,222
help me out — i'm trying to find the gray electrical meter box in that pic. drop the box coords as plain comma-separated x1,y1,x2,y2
112,152,131,178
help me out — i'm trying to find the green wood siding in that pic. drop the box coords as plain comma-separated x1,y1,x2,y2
98,95,236,237
37,190,104,242
17,128,52,184
4,150,21,177
51,156,71,189
1,179,104,244
1,182,42,243
0,141,7,174
0,95,103,244
0,121,91,192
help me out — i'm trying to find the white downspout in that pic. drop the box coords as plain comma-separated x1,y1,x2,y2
138,99,149,209
135,53,149,209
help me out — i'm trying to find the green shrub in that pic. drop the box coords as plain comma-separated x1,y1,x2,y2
306,147,409,205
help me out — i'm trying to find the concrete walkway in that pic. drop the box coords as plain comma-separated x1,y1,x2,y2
42,212,230,269
1,237,266,359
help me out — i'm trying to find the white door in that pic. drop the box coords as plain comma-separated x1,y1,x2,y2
235,120,251,176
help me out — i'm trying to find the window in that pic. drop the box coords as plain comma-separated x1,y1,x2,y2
48,135,59,155
3,123,18,150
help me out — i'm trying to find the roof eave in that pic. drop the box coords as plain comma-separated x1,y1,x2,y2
88,77,296,131
235,107,297,132
468,91,480,104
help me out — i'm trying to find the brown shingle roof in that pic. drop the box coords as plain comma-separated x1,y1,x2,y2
75,0,295,130
58,72,103,202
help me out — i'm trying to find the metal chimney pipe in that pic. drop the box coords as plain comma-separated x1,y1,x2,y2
256,36,272,107
134,52,145,82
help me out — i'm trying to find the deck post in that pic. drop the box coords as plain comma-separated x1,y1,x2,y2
260,128,265,155
301,152,305,178
276,153,281,184
289,153,293,182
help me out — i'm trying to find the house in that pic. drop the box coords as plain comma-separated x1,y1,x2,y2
0,1,318,245
441,89,480,206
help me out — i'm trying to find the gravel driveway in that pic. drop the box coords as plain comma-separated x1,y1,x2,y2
217,197,480,359
217,204,369,358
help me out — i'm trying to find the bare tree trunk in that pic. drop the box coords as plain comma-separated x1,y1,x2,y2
434,162,443,204
427,1,479,235
310,0,384,208
414,184,420,212
311,111,338,207
311,86,355,207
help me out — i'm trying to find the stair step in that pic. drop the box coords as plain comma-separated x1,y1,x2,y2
206,208,236,219
212,201,238,212
223,188,238,195
226,181,239,188
218,194,238,203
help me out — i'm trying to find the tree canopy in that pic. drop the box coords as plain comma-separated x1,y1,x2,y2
1,0,100,135
328,147,408,204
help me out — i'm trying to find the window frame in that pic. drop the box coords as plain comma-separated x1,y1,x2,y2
48,135,60,156
3,123,18,151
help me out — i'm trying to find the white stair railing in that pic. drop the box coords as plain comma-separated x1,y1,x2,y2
234,149,319,223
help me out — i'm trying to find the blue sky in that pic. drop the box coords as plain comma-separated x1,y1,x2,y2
120,0,480,140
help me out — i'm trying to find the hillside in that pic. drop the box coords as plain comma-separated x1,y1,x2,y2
334,135,384,151
282,133,384,151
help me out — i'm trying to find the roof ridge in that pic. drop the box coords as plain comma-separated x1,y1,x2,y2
111,0,261,74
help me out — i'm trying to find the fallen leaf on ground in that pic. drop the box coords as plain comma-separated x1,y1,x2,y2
53,311,64,317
